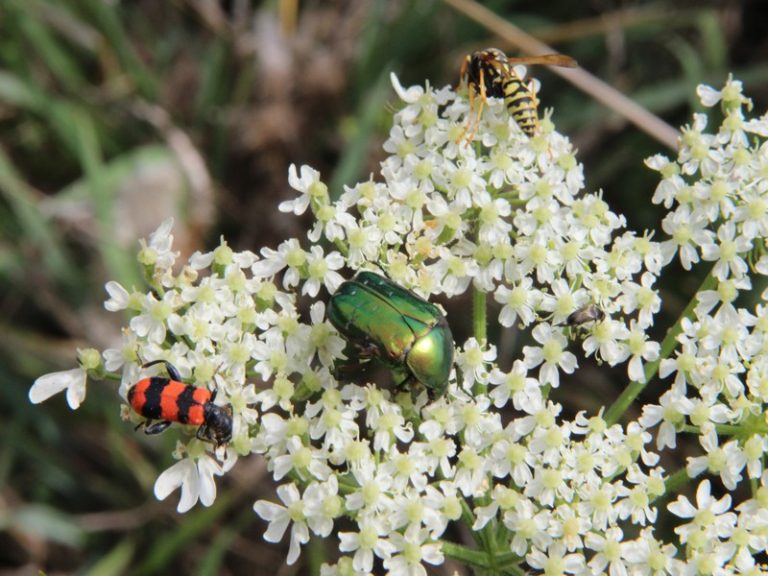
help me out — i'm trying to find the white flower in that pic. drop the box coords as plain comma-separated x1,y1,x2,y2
252,238,307,288
639,389,689,450
488,360,540,409
340,219,383,268
686,427,746,491
272,435,331,482
281,164,324,215
29,367,87,409
454,338,496,391
345,460,394,515
523,324,577,388
622,528,678,574
624,320,660,382
129,291,182,344
699,221,752,280
303,245,344,297
619,271,661,327
659,205,714,270
494,277,539,328
338,518,396,574
104,281,130,311
526,542,585,575
254,483,310,565
383,526,444,576
303,476,342,537
697,76,751,111
139,217,179,272
154,451,229,513
372,404,413,453
668,479,736,544
427,248,478,297
582,315,629,365
453,445,489,497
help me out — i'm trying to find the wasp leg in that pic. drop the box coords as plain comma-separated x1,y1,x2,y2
457,66,488,146
456,85,475,144
465,74,487,145
457,54,470,91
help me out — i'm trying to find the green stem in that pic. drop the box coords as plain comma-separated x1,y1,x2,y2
306,537,326,576
441,541,495,570
460,497,484,549
604,267,718,425
680,423,745,436
441,541,525,575
664,468,690,495
473,286,487,345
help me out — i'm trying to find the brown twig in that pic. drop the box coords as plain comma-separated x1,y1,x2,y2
443,0,680,150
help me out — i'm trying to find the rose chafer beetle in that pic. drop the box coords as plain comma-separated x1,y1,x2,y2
327,271,454,397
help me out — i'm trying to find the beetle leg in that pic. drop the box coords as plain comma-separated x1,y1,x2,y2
333,358,370,377
196,423,211,443
357,343,381,358
395,372,415,389
142,420,172,435
142,359,181,381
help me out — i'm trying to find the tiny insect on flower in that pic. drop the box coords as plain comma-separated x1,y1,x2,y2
566,304,605,327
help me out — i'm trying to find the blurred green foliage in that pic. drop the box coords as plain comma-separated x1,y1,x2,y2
0,0,765,574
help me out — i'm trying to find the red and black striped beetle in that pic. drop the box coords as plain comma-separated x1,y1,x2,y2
128,360,233,448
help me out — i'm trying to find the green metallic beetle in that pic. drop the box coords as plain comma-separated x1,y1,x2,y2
327,271,454,397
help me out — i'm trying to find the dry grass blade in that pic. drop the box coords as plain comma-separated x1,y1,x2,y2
444,0,680,150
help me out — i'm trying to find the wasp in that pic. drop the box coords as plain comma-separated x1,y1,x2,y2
457,48,577,144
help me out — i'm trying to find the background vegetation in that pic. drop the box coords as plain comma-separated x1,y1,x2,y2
1,0,766,574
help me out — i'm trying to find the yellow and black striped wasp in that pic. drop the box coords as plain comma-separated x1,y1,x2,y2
457,48,577,144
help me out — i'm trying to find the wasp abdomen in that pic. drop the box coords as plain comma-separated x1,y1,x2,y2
502,76,538,136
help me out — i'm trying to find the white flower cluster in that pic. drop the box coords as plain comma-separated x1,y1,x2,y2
641,75,768,573
28,72,768,574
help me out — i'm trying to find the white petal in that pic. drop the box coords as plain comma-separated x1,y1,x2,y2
287,523,309,565
390,72,422,104
64,374,87,409
149,217,175,248
667,496,696,519
154,460,188,500
189,251,215,270
287,163,301,190
29,368,87,409
264,515,290,543
196,458,220,507
103,281,129,311
254,500,284,522
175,471,200,513
696,85,721,107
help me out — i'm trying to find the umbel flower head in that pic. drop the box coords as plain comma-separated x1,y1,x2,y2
29,72,768,574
